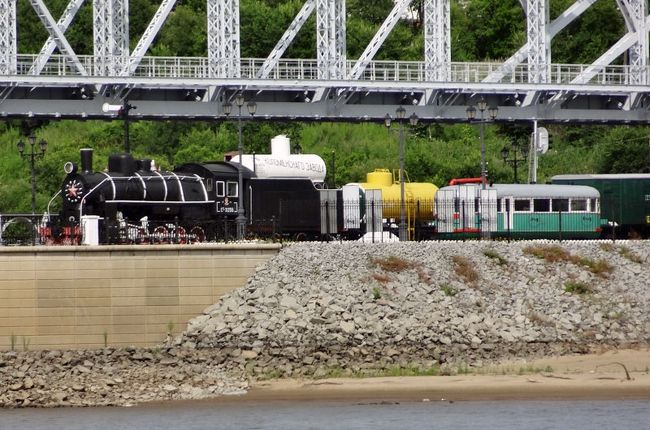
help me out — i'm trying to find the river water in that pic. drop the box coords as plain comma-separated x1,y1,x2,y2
2,400,649,429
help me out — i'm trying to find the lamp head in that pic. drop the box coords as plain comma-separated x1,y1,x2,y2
235,93,245,107
409,113,419,126
466,105,476,120
247,100,257,116
396,106,406,119
477,98,487,111
39,139,47,153
384,113,392,128
488,105,498,120
501,146,509,160
17,140,25,154
222,101,232,116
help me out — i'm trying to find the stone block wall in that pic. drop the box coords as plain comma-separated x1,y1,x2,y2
0,243,280,350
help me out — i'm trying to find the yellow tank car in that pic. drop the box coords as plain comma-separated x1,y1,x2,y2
357,169,438,221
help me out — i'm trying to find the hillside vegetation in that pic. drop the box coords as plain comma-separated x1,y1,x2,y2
1,0,649,213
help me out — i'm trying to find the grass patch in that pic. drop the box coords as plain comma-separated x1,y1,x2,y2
451,255,479,284
371,273,393,284
372,287,382,300
601,243,644,264
564,280,592,295
440,283,458,297
370,256,416,272
483,249,508,266
523,244,572,262
524,245,614,277
577,257,614,277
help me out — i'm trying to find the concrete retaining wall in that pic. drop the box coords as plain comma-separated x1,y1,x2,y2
0,243,281,350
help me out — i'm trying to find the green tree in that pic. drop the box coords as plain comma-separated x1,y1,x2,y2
595,127,650,173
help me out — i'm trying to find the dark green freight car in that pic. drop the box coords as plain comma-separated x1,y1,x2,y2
551,174,650,238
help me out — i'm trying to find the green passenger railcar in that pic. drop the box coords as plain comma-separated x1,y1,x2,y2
551,174,650,238
435,183,603,239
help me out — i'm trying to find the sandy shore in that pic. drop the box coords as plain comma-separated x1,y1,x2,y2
240,348,650,402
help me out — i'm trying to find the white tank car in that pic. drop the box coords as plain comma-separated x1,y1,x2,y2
229,135,327,184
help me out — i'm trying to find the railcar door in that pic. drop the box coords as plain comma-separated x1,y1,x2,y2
320,189,338,236
503,197,514,232
480,188,498,234
365,189,383,239
342,184,362,231
434,189,455,233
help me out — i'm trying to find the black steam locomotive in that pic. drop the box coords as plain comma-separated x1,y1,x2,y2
49,149,365,244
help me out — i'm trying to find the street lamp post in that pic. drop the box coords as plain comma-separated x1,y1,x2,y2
466,99,498,189
501,141,527,183
18,135,47,245
384,107,419,241
17,135,47,215
223,93,257,240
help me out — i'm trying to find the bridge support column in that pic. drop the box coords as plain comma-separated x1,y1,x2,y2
0,0,17,75
617,0,648,85
316,0,346,80
207,0,240,78
527,0,549,83
93,0,130,76
424,0,450,82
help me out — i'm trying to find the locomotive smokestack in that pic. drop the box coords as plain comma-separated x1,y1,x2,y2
80,148,93,173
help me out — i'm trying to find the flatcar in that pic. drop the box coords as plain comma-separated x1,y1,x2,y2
551,173,650,238
435,182,603,239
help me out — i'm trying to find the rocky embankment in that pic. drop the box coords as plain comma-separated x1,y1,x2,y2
2,240,649,408
178,241,650,378
0,347,248,407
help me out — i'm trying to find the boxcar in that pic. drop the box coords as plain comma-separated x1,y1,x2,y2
551,174,650,238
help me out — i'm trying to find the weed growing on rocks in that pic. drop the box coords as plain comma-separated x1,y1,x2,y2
483,249,508,266
601,243,644,264
372,287,382,300
440,283,457,297
524,245,614,277
371,273,393,284
370,255,416,272
523,244,572,262
451,255,479,284
577,257,614,278
564,281,592,295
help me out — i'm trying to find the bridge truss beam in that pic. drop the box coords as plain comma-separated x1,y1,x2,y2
1,0,650,124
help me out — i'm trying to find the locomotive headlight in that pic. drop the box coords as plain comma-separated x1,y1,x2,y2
64,162,77,174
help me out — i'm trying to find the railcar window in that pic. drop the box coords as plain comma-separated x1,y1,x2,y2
227,182,238,198
570,199,587,211
206,178,213,192
216,181,225,197
551,199,569,212
514,199,531,212
533,199,550,212
474,198,480,213
590,198,599,212
497,199,501,212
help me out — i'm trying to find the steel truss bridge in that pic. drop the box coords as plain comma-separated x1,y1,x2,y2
1,0,650,123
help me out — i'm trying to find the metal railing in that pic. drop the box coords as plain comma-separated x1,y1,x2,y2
11,54,645,86
0,214,61,246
